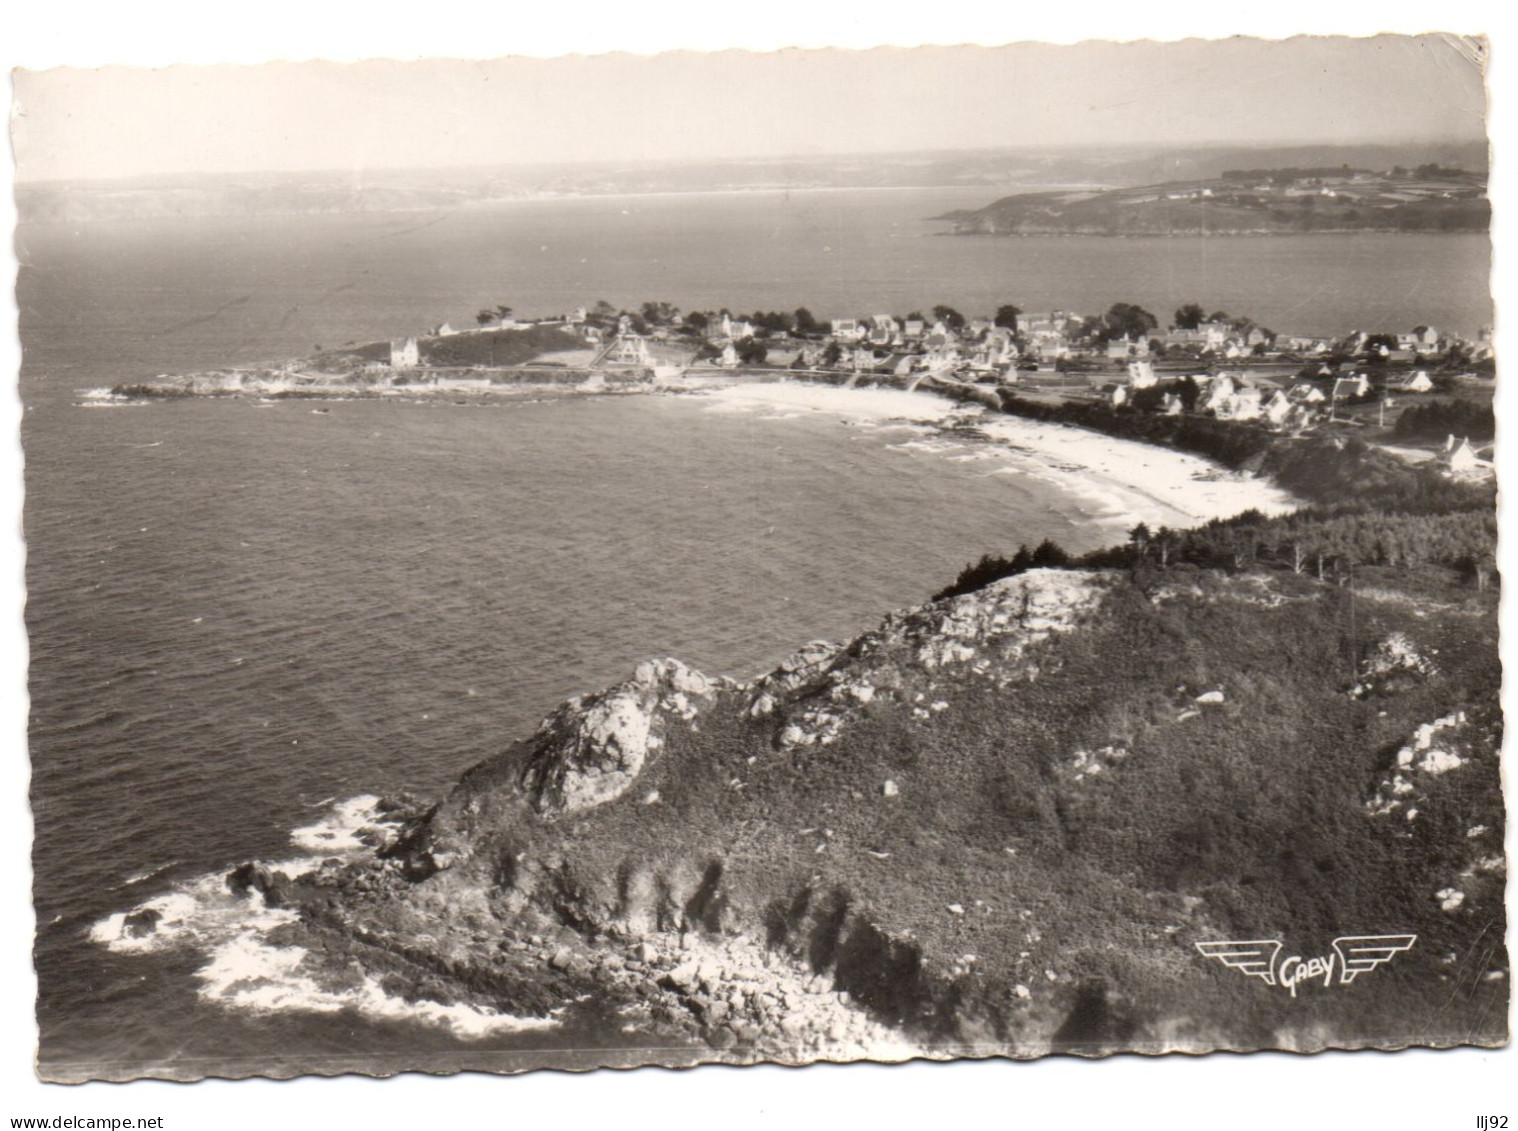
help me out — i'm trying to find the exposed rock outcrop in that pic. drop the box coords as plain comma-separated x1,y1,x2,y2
219,566,1504,1064
520,658,718,815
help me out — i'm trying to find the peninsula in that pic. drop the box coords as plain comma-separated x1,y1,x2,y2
935,165,1488,236
88,293,1504,1068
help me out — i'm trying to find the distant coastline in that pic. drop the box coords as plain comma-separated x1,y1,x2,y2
937,166,1489,237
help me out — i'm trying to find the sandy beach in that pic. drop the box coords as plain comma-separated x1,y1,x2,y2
698,381,1300,536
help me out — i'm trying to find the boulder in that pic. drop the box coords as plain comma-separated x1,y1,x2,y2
121,908,161,939
519,658,716,814
227,861,278,903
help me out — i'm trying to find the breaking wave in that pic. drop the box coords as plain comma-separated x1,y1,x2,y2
88,795,560,1040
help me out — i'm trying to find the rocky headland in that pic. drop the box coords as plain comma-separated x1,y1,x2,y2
185,564,1505,1065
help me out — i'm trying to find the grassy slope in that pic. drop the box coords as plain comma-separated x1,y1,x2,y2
408,567,1504,1052
310,326,587,372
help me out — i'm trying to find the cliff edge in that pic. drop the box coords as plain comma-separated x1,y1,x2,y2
222,566,1506,1063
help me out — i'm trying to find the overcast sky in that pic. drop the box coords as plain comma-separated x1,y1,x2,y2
10,34,1490,182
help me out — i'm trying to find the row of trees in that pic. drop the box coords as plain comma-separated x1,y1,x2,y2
934,505,1496,603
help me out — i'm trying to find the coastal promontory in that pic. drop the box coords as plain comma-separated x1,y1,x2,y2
212,560,1505,1062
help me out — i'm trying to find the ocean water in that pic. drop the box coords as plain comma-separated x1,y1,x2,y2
18,188,1495,1079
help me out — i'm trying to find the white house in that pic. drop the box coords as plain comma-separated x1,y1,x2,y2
609,334,653,366
1443,435,1493,478
1106,336,1148,361
1202,374,1237,414
1215,386,1263,422
1390,370,1434,394
1332,374,1371,401
831,318,866,343
1263,390,1294,428
389,338,420,370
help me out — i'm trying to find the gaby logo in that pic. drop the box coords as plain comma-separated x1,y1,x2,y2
1195,935,1417,997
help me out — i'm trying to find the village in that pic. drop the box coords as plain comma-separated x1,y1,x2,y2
344,297,1497,481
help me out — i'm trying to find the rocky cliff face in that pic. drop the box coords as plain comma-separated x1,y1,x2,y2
409,569,1111,871
227,566,1504,1064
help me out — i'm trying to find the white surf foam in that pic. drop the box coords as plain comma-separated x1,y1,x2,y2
195,933,559,1038
89,879,295,956
289,793,387,853
120,860,180,887
89,796,551,1038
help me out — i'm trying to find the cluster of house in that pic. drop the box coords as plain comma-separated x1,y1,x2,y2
796,315,1018,378
613,310,1022,377
1105,361,1443,435
380,302,1494,395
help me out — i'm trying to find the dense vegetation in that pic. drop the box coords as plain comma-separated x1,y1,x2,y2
387,560,1502,1052
934,507,1495,602
938,386,1497,604
1392,400,1496,443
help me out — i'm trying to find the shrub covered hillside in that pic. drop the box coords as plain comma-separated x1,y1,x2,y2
277,564,1506,1061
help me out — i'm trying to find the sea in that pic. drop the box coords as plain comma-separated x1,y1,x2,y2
17,187,1494,1080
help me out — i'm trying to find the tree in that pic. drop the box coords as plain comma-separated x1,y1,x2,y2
932,305,965,330
1103,302,1159,342
1174,303,1206,330
994,305,1022,333
1154,527,1176,568
592,300,617,319
476,309,496,326
1029,539,1071,568
683,311,710,334
737,340,768,366
821,341,843,367
751,311,794,334
794,307,821,336
1128,523,1152,560
642,301,678,326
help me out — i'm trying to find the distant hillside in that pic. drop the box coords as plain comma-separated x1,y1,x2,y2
16,143,1490,223
936,167,1489,236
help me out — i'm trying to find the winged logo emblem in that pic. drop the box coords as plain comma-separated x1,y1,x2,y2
1332,935,1418,982
1195,935,1416,996
1194,939,1283,985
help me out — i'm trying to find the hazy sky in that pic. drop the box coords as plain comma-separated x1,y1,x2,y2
11,34,1489,181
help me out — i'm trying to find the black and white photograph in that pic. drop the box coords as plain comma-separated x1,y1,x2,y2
4,5,1512,1123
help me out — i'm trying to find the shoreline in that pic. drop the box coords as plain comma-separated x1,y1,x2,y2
84,372,1304,538
691,381,1300,534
